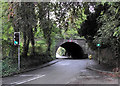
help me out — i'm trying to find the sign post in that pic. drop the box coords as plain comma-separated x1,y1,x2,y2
14,32,20,70
97,43,101,64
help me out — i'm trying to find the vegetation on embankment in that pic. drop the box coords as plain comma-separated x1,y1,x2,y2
2,40,53,77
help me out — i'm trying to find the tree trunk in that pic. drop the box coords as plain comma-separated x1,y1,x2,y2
46,5,51,57
30,28,35,55
47,36,51,56
23,31,30,57
24,39,29,57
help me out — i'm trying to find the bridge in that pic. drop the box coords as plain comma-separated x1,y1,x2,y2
55,38,90,59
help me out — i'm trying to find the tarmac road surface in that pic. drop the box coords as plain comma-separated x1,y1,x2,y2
2,59,119,85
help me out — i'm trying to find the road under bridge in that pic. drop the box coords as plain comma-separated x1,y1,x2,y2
55,38,91,59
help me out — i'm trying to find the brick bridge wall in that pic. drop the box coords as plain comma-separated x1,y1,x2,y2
55,38,91,56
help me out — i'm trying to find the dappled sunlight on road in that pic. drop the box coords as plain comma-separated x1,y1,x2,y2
56,53,68,59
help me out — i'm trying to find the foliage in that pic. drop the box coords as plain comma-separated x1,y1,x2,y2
78,2,120,65
2,57,18,76
78,2,120,50
79,3,104,40
56,47,66,56
94,2,120,46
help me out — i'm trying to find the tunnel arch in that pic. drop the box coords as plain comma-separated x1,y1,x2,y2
59,42,84,59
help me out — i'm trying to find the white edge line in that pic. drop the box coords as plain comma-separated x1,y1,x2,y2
10,75,45,85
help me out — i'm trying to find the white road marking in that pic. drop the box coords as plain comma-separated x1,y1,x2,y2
14,74,40,77
11,75,45,85
66,78,77,84
80,70,87,72
79,76,100,78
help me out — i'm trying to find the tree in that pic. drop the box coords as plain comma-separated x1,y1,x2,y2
8,2,37,57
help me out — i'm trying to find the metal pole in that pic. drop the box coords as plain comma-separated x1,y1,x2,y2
98,47,100,64
18,46,20,70
18,32,20,70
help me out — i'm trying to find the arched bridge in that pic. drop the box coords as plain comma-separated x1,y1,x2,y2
55,38,89,59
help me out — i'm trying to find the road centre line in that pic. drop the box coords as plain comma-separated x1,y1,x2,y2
10,75,45,85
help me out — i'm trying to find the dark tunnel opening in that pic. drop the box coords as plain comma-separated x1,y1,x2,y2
60,42,84,59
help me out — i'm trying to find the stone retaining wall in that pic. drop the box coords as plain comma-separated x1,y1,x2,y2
92,47,118,66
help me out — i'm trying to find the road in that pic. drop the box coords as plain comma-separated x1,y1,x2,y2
56,53,68,59
2,59,119,85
